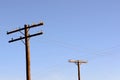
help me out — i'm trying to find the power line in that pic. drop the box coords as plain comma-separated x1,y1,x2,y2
42,38,120,58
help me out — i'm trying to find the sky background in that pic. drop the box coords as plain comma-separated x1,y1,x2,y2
0,0,120,80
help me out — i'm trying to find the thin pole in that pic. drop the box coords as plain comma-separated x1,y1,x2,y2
77,62,80,80
25,25,31,80
69,59,87,80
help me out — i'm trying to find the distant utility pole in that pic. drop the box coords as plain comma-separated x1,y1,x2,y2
7,21,44,80
69,59,87,80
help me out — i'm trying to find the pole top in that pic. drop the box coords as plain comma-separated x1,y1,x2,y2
68,59,87,64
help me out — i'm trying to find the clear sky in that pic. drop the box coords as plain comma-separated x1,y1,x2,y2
0,0,120,80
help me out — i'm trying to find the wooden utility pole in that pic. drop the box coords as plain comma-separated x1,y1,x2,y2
7,22,44,80
77,61,80,80
69,59,87,80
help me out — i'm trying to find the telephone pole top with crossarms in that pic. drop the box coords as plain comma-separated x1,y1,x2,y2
7,21,44,80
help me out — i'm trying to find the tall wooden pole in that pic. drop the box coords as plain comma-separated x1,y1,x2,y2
25,25,31,80
7,22,43,80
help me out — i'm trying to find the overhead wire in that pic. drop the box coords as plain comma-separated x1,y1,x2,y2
42,38,120,60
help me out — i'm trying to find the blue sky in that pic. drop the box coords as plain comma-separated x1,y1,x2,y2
0,0,120,80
